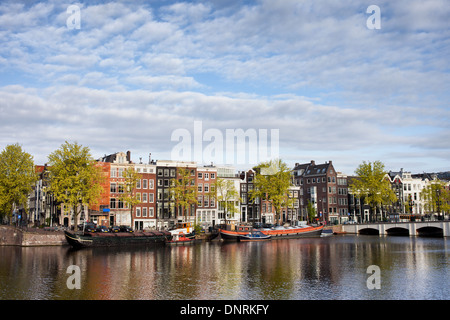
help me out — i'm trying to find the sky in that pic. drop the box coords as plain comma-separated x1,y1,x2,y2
0,0,449,175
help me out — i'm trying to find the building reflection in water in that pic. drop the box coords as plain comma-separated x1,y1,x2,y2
0,236,448,300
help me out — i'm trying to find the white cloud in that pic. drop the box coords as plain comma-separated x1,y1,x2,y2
0,0,449,174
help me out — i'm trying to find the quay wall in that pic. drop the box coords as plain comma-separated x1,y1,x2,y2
0,226,66,246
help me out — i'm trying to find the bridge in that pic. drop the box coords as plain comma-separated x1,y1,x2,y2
341,220,450,237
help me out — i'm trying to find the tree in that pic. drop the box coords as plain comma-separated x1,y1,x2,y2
349,160,397,221
421,180,450,220
306,200,317,223
0,143,37,224
212,177,240,225
47,141,105,231
119,167,142,228
250,159,293,225
171,167,198,223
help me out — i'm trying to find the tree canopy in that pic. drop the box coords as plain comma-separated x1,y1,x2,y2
421,180,450,219
349,160,397,221
213,177,240,224
171,167,198,222
250,159,293,225
47,141,105,230
119,167,142,226
0,143,37,222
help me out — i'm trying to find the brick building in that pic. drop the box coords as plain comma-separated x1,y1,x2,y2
292,160,346,224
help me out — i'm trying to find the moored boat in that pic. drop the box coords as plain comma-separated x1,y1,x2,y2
260,224,324,238
64,230,172,249
239,230,271,242
165,233,195,246
321,229,334,237
219,225,253,241
219,223,324,241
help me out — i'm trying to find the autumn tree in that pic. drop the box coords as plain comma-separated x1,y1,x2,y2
349,160,397,222
250,159,293,225
47,141,104,231
0,143,37,224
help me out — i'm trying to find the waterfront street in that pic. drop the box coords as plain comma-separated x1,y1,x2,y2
1,235,448,300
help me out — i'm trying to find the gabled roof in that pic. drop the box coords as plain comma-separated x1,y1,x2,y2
293,160,333,177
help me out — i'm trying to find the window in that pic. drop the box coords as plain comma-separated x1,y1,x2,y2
149,193,154,203
136,207,141,217
198,172,203,179
143,207,147,217
204,173,209,180
110,183,117,193
149,179,154,189
110,168,117,178
142,193,147,203
110,198,116,209
211,173,215,179
198,184,203,192
136,179,141,189
143,179,148,189
149,208,154,217
204,184,209,192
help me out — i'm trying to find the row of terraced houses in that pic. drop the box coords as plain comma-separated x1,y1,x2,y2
27,151,450,231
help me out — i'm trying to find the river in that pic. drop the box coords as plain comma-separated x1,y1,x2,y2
0,235,448,301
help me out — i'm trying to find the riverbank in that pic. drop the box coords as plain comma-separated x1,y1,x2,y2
0,225,67,246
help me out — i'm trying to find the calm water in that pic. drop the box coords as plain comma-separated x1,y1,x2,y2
0,235,448,300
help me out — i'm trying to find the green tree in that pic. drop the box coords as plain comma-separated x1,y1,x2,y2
47,141,104,231
171,167,198,222
250,159,293,225
421,180,450,220
119,167,142,228
212,177,240,224
306,200,317,223
349,160,397,221
0,143,37,223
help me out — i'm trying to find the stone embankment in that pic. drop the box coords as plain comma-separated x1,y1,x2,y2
0,225,66,246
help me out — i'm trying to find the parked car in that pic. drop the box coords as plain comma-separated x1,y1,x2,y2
119,225,133,233
110,226,120,233
79,222,96,232
96,225,109,233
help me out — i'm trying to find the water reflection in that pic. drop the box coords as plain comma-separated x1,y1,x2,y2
0,236,448,300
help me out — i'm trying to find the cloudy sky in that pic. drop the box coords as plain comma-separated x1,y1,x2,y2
1,0,449,175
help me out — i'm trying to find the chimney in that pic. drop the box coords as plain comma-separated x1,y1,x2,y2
126,151,131,163
311,160,315,166
329,160,332,165
149,153,152,164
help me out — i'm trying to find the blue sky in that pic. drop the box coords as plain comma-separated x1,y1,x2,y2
0,0,449,175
